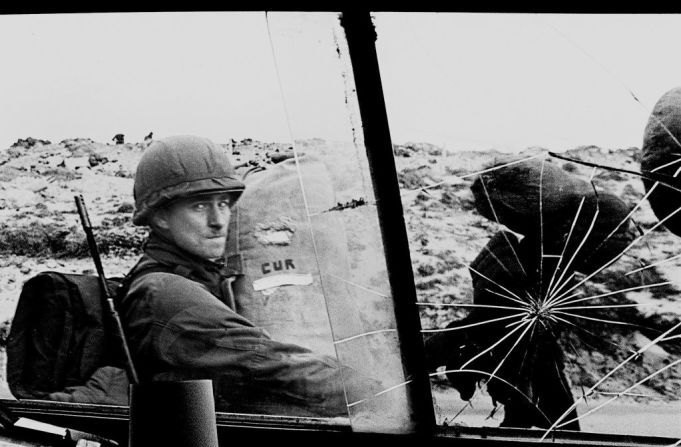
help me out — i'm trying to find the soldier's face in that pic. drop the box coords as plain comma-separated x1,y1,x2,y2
153,192,234,260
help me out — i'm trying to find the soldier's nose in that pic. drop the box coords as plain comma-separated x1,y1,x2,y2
207,203,229,229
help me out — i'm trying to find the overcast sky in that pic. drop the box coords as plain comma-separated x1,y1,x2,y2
2,12,681,153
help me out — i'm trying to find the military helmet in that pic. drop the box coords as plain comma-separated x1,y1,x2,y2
132,135,245,226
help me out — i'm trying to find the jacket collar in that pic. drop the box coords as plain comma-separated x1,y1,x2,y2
142,231,226,284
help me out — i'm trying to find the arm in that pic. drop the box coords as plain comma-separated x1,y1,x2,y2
121,273,380,416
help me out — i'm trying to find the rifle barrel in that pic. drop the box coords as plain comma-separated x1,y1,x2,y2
74,195,139,385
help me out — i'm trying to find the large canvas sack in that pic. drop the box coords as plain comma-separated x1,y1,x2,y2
525,192,636,277
471,158,595,237
470,191,635,305
231,155,368,359
641,86,681,237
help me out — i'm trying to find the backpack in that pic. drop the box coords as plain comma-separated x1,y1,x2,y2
6,272,123,400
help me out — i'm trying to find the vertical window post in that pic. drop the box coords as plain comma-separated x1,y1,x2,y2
340,10,436,433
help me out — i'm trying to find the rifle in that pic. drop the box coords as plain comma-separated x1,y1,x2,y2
0,200,121,447
75,194,140,385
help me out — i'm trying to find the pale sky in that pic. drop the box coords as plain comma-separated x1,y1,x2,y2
375,13,681,152
2,12,681,153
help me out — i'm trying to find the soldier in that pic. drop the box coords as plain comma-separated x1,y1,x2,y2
424,231,581,431
119,135,379,417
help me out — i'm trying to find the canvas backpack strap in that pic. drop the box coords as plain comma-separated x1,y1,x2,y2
225,166,264,279
116,258,177,302
225,205,242,277
220,205,242,311
222,170,254,311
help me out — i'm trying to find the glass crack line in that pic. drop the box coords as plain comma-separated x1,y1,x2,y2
346,379,414,408
557,303,659,311
555,357,681,430
416,302,525,312
483,317,536,386
551,310,644,328
420,312,528,333
544,196,589,300
333,328,397,344
590,182,660,260
626,251,681,276
430,368,551,426
547,203,681,307
548,281,673,309
478,176,528,278
327,273,390,298
543,205,601,306
399,153,545,200
468,264,530,306
484,288,535,309
539,320,681,439
459,318,533,370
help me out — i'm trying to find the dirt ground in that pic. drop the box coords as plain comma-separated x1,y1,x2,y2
432,386,681,438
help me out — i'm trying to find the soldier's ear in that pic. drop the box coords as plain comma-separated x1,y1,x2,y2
150,208,171,231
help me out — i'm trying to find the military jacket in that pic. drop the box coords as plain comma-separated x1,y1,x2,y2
119,233,376,417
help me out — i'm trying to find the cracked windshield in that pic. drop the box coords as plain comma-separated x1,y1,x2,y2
3,10,681,442
374,12,681,440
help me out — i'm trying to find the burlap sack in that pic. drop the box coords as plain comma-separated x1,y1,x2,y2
641,86,681,237
471,157,595,238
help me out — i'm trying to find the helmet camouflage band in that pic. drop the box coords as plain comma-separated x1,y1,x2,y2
132,135,245,226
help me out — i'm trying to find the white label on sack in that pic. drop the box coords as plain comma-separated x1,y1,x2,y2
253,273,313,292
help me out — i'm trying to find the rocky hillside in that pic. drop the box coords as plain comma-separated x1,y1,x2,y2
0,136,679,408
0,136,292,322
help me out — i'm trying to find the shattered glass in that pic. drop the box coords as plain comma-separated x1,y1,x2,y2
374,12,681,441
5,9,681,444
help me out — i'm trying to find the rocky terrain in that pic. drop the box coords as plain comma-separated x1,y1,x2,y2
0,136,680,432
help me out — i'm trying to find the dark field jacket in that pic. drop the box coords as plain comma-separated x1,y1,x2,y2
119,233,377,417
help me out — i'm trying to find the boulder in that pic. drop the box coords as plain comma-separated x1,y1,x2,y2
10,137,51,149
